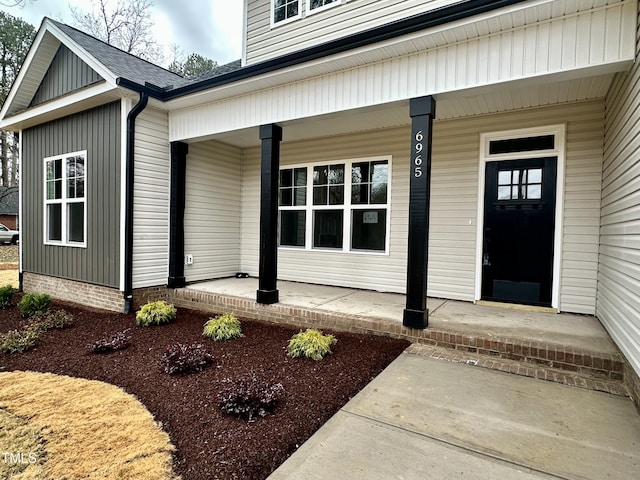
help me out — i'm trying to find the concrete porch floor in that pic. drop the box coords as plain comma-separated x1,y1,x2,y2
185,277,618,356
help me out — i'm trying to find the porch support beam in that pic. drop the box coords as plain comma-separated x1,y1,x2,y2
257,124,282,304
403,96,436,329
168,141,188,288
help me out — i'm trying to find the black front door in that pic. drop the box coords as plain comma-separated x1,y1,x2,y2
482,157,557,306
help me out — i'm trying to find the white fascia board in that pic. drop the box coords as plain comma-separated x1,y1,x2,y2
0,82,118,131
0,22,55,121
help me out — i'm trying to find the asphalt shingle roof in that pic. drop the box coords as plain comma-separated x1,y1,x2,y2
49,19,191,90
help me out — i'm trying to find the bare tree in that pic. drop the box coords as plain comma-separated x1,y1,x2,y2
70,0,163,64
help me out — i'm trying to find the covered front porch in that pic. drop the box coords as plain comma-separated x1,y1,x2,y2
171,277,627,395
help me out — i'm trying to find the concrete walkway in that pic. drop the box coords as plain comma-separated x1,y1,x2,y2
268,348,640,480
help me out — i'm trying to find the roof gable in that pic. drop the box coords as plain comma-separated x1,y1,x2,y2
0,17,186,122
30,44,102,107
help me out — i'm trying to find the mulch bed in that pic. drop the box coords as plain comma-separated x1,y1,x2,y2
0,295,409,480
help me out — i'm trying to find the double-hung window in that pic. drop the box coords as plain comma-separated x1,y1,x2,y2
278,157,391,253
272,0,300,25
44,151,86,246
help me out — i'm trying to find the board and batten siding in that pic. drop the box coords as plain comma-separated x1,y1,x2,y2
599,2,640,377
21,101,121,287
132,107,171,288
183,141,242,282
239,100,603,313
30,45,102,107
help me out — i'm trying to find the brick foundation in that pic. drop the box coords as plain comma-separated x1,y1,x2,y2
23,272,124,312
624,360,640,413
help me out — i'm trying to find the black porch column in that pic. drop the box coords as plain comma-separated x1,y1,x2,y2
257,124,282,304
403,96,436,329
168,141,188,288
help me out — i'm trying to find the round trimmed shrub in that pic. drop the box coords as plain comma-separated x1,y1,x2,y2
203,313,244,342
135,301,176,327
287,328,337,361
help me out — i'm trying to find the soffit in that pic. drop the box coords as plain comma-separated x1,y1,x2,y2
203,72,616,148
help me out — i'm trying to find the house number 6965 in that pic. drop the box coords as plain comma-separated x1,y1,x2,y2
414,130,424,178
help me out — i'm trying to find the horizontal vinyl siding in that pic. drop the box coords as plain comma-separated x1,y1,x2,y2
21,102,121,287
245,0,460,65
184,141,242,281
132,107,170,288
240,100,604,311
599,1,640,377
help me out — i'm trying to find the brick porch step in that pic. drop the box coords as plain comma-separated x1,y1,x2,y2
414,328,625,382
407,343,629,397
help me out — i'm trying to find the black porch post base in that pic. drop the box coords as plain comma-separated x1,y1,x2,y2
256,289,279,304
167,276,186,288
257,124,282,305
403,308,429,329
403,95,436,330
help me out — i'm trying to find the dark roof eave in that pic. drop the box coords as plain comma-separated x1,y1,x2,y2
122,0,528,101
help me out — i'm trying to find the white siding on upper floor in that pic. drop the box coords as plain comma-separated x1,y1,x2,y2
184,141,242,282
245,0,461,65
599,1,640,378
238,100,604,312
132,107,170,288
174,0,634,143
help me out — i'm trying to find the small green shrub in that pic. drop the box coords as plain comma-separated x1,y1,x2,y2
217,373,285,421
0,328,40,354
136,301,176,327
18,293,51,318
0,309,73,355
0,284,13,308
160,343,214,374
287,329,337,361
203,313,244,342
30,310,73,333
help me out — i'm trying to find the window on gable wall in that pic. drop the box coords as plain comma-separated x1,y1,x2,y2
44,151,87,246
273,0,300,24
278,158,391,253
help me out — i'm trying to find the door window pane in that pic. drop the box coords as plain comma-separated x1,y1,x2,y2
280,210,306,247
352,209,386,251
313,210,343,248
497,167,544,200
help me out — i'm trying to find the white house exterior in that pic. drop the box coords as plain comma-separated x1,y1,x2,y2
1,0,639,404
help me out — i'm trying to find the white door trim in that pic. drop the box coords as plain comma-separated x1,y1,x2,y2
475,124,566,310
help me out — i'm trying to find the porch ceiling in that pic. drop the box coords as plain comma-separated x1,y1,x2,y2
195,72,616,149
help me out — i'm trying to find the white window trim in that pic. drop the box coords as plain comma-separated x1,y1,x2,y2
43,150,88,248
279,156,392,256
306,0,343,16
270,0,302,29
475,125,566,310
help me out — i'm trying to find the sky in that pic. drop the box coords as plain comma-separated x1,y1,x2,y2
0,0,244,66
